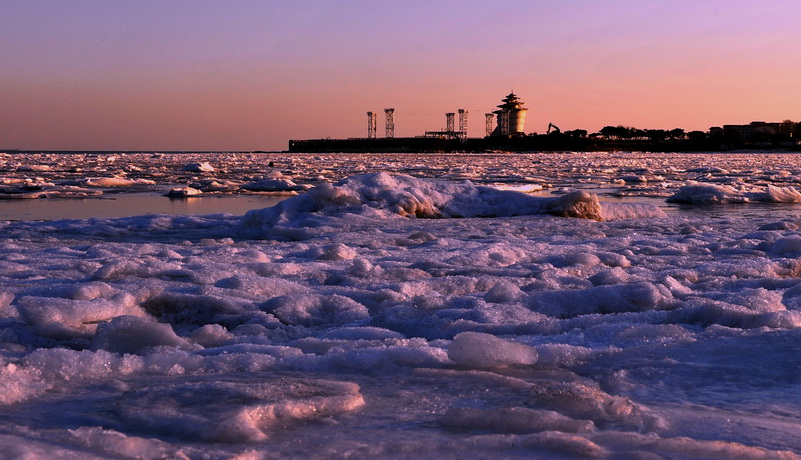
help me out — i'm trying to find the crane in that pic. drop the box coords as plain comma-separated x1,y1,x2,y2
547,123,561,134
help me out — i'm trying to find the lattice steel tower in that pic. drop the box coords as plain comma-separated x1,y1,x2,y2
499,112,510,136
384,108,395,138
458,109,468,140
485,113,493,137
367,112,377,139
446,113,455,136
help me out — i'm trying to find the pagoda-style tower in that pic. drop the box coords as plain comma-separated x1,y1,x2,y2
490,92,528,137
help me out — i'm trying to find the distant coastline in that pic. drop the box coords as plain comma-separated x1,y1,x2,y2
292,93,801,153
288,133,801,153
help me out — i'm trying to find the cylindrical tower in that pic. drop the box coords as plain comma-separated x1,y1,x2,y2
491,92,528,136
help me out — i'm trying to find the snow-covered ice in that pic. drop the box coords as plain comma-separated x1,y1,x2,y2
2,152,801,458
668,182,801,204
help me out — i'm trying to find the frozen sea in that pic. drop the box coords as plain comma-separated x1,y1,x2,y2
3,151,801,459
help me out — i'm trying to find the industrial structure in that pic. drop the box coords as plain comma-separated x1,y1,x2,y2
288,92,801,152
384,108,395,138
424,109,469,140
291,92,543,152
458,109,468,141
490,92,528,137
366,112,377,139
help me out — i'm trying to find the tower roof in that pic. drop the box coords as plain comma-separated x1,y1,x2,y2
494,92,527,112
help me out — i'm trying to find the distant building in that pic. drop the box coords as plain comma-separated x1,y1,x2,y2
715,121,800,148
722,121,781,140
490,92,528,137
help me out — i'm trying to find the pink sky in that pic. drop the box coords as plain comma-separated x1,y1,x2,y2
2,0,800,151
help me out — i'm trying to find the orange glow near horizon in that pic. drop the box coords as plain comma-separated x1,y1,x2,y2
2,1,801,151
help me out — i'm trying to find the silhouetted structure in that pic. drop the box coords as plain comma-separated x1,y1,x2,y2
289,94,800,152
367,112,377,139
384,108,395,138
490,92,527,136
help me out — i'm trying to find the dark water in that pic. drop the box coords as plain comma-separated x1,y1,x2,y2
0,194,287,221
3,190,801,222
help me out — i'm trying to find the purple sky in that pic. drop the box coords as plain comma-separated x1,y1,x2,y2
2,0,800,151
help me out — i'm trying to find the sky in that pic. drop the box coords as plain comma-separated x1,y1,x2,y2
2,0,801,151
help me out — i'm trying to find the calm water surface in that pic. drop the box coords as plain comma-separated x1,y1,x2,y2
0,194,287,221
3,191,801,222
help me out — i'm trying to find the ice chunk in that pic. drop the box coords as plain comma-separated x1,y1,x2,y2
763,184,801,202
527,380,661,431
667,182,746,203
92,315,195,354
312,243,357,261
181,162,215,173
588,267,629,286
751,311,801,329
759,221,799,231
534,344,595,367
17,164,52,172
81,177,155,187
0,348,144,405
618,174,647,183
531,281,673,317
0,292,14,310
484,281,526,303
540,190,603,221
18,293,144,338
448,331,538,368
263,294,369,326
240,173,612,237
189,324,233,347
668,182,801,204
165,186,202,197
770,237,801,256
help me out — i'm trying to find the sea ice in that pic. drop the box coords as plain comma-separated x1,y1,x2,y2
0,153,801,458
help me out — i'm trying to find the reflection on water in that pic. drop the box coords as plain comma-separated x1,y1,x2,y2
0,194,288,221
664,201,801,220
3,190,801,222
